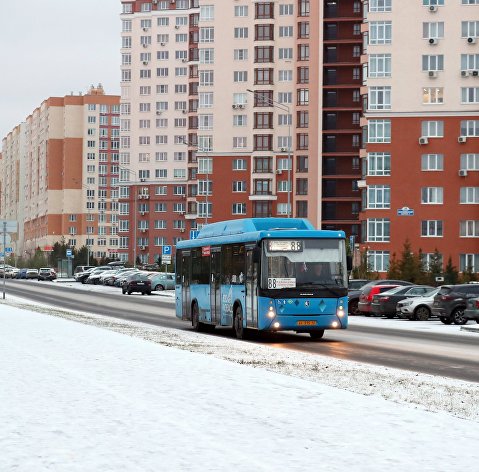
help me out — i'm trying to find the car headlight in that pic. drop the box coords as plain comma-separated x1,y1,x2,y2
401,300,413,307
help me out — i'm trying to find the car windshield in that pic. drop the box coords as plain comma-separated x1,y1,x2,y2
380,286,407,296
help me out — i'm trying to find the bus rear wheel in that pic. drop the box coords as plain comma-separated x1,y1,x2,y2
233,305,246,339
309,330,324,340
192,302,203,332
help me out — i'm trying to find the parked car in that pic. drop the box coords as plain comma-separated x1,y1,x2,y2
121,272,152,295
149,272,175,291
114,269,140,287
464,297,479,324
74,265,94,276
348,279,369,291
8,268,20,279
87,269,120,285
432,284,479,325
350,279,413,316
16,268,28,279
38,267,57,281
104,268,135,286
396,288,440,321
26,268,39,279
77,266,112,284
74,267,94,283
358,284,402,315
370,285,434,318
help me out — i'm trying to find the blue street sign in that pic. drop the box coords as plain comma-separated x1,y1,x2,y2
5,247,13,253
349,235,355,248
162,245,172,255
66,249,73,257
190,230,200,240
397,207,414,216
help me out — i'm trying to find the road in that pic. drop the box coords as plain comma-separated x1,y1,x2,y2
5,279,479,383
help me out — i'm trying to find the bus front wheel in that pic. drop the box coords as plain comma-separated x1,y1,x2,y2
309,330,324,340
233,305,246,340
192,302,203,332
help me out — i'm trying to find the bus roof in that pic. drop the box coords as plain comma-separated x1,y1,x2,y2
177,218,346,249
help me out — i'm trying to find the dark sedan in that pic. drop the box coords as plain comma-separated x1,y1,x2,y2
371,285,434,318
121,273,152,295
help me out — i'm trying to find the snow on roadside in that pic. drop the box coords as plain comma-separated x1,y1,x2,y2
2,295,479,422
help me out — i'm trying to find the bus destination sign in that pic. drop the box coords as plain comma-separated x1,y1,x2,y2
267,240,303,252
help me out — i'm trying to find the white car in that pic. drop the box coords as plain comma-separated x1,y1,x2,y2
396,288,440,321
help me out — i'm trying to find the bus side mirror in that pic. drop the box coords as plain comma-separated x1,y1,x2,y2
346,256,352,271
253,247,261,263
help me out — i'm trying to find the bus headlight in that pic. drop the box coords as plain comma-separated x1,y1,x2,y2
267,305,276,318
337,305,345,317
331,321,339,328
273,322,280,329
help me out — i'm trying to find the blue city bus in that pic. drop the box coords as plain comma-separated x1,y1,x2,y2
175,218,351,340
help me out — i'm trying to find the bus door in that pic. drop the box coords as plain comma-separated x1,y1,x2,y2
210,247,221,325
181,251,191,320
245,247,258,328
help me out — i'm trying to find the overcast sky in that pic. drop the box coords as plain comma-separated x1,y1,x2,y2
0,0,121,139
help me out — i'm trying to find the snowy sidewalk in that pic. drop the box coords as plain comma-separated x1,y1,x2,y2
1,303,479,471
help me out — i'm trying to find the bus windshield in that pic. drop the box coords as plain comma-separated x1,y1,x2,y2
261,238,348,290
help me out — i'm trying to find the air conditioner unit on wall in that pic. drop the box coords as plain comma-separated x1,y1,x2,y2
461,70,470,77
428,70,438,78
458,136,467,143
458,169,468,177
429,5,438,12
467,37,477,44
473,70,479,77
419,137,429,145
429,38,438,45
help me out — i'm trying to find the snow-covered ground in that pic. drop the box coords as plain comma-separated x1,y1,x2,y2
1,292,479,471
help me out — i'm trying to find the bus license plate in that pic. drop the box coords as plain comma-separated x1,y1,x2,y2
297,320,317,326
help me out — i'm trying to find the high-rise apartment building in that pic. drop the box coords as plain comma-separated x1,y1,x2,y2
1,86,120,260
119,0,363,265
359,0,479,274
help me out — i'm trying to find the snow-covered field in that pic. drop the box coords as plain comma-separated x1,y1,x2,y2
1,293,479,471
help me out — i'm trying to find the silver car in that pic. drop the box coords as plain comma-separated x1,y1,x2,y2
396,288,439,321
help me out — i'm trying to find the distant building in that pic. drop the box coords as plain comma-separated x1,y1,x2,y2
359,0,479,274
0,85,121,261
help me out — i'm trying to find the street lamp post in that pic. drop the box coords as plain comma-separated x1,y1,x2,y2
120,168,138,268
247,89,292,218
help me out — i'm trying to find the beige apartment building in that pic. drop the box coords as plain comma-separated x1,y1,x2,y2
119,0,363,264
359,0,479,274
1,86,121,261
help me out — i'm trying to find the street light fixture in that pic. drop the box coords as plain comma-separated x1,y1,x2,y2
246,89,292,218
119,168,138,268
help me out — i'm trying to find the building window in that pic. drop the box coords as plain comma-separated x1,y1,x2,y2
254,179,272,195
367,152,391,176
423,0,444,6
254,112,273,129
421,220,443,237
421,187,444,204
233,159,247,170
461,21,479,38
368,119,391,143
460,120,479,137
461,88,479,104
367,185,391,209
423,22,444,39
368,86,391,110
461,54,479,71
369,21,392,45
234,27,249,39
233,181,247,192
255,46,274,63
423,87,444,104
234,5,248,17
254,135,273,151
254,68,274,85
459,254,479,272
460,220,479,237
460,153,479,170
296,179,308,195
367,251,389,272
255,24,274,41
369,0,392,12
421,154,444,171
422,55,444,71
460,187,479,203
367,219,390,242
232,203,247,215
254,156,272,173
255,2,274,19
422,121,444,137
369,54,391,77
